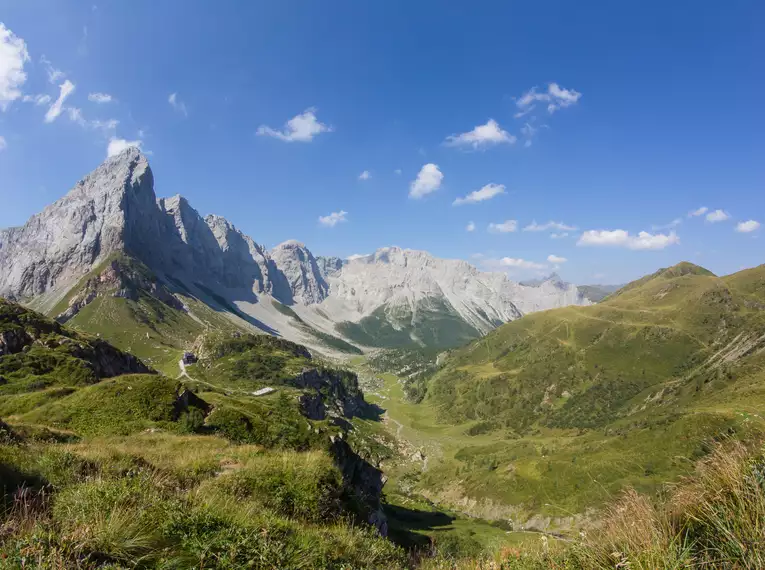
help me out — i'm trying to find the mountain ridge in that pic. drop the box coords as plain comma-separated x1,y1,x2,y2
0,148,590,352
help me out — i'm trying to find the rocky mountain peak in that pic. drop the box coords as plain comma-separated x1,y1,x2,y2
1,150,591,350
270,240,329,304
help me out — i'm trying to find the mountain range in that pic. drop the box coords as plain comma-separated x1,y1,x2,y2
0,148,589,356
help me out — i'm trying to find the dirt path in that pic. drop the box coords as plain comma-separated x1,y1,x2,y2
178,359,275,397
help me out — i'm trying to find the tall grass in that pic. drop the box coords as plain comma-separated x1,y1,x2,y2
421,440,765,569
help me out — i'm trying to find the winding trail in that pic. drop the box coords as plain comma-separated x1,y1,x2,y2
177,359,274,397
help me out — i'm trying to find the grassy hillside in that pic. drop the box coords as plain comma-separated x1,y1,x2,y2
369,263,765,524
0,298,406,569
418,440,765,569
44,253,257,375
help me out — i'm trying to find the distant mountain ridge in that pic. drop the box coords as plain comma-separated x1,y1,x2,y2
0,148,590,352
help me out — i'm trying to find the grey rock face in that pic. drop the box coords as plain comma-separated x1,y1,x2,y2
270,241,330,305
1,149,590,348
0,148,153,301
0,148,289,306
316,256,344,278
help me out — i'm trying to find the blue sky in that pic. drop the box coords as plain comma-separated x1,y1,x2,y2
0,1,763,285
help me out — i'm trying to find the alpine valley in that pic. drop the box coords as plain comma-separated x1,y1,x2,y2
2,149,765,569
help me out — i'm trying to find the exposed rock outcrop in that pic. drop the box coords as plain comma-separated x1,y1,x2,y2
292,367,367,419
329,436,388,536
270,241,329,305
0,297,152,378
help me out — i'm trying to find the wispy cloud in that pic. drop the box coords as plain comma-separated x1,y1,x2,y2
523,220,577,232
358,170,371,181
735,220,760,233
40,55,64,84
651,218,683,230
466,221,475,232
22,93,51,106
688,206,708,217
0,23,29,110
444,119,516,149
44,79,75,123
257,107,332,142
550,232,569,239
88,92,113,103
706,209,730,223
453,183,506,206
409,163,443,199
318,210,348,227
577,229,679,250
0,135,7,151
488,220,518,233
516,82,582,115
496,257,546,270
67,107,119,134
168,92,188,117
547,254,567,264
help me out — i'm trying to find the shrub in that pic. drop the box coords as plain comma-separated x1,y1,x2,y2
178,407,205,434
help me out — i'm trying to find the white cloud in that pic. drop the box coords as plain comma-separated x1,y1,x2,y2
735,220,760,233
706,209,730,223
347,253,370,260
466,221,475,232
168,92,188,117
44,80,75,123
318,210,348,228
498,257,546,270
651,218,683,230
88,92,113,103
547,254,567,264
453,183,506,206
547,83,581,114
523,220,577,232
688,206,708,217
550,232,569,239
488,220,518,233
257,107,332,142
394,169,402,175
516,82,581,115
358,170,371,181
40,55,64,84
0,23,29,110
577,229,679,250
0,135,6,151
444,119,516,149
22,93,51,106
107,137,142,158
409,163,443,199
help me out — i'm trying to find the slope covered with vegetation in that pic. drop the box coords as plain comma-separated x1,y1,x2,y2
0,298,405,569
370,263,765,526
